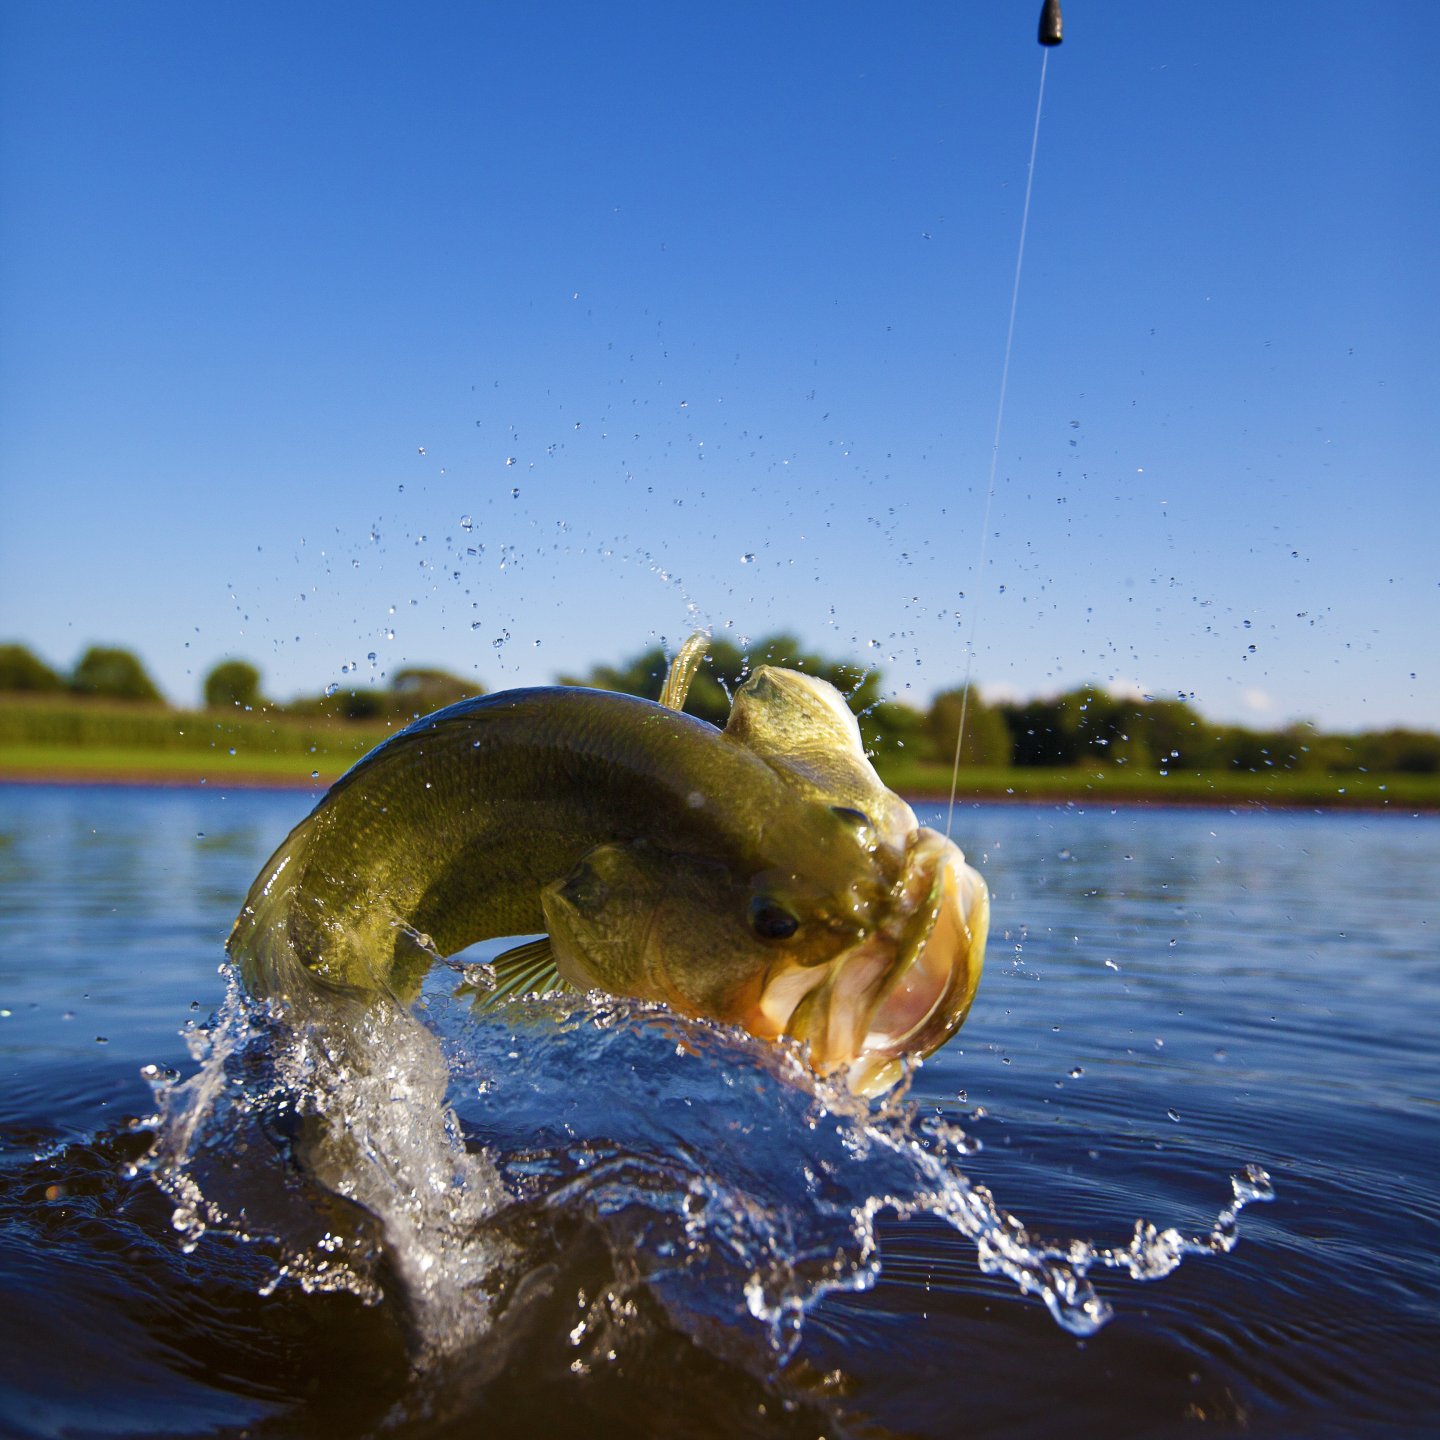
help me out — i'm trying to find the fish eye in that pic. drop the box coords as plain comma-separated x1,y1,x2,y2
749,896,799,941
831,806,872,829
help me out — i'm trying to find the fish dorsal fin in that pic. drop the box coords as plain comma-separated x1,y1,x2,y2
725,665,918,846
725,664,869,779
658,632,710,712
471,936,569,1011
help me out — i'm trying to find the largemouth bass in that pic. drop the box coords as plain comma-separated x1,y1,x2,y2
230,638,988,1093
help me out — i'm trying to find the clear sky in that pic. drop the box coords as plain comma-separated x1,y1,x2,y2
2,1,1434,731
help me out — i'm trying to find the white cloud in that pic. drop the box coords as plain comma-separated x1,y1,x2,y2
1104,676,1150,702
979,680,1022,706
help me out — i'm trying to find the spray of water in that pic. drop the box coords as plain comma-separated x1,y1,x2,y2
141,968,1272,1366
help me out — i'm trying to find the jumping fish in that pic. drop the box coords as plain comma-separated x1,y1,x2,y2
230,637,989,1094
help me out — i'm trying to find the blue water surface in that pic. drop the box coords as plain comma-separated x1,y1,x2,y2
0,781,1436,1439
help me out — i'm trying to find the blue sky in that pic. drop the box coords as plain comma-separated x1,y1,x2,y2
2,1,1434,731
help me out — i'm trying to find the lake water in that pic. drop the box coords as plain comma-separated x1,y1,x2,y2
1,781,1436,1438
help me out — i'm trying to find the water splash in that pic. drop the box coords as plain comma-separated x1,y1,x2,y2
142,966,1272,1367
142,973,512,1347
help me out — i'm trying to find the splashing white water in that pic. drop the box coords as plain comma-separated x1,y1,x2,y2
142,965,1272,1364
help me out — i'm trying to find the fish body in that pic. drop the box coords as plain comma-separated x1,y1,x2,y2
231,649,988,1093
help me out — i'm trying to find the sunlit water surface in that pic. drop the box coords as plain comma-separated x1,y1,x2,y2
1,782,1436,1438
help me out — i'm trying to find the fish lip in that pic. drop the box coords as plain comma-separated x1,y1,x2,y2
856,829,988,1060
764,828,989,1091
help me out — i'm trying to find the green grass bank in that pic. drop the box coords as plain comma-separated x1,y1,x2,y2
0,696,390,786
3,696,1436,808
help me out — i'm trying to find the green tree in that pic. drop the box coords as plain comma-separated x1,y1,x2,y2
286,665,482,722
204,658,264,710
1216,725,1305,773
390,666,482,715
1001,686,1221,771
858,699,929,761
70,645,164,703
1001,689,1104,766
1356,728,1440,775
927,687,1013,768
1130,696,1220,770
0,642,64,693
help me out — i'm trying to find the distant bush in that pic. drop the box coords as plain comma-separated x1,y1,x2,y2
0,643,65,693
1311,727,1440,776
204,659,265,710
859,699,930,760
70,645,164,703
927,688,1013,768
285,665,482,722
390,666,482,714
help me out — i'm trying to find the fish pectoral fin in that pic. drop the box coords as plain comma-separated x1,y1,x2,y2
469,936,571,1011
658,632,710,711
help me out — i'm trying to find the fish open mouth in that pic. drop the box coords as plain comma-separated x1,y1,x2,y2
762,827,990,1096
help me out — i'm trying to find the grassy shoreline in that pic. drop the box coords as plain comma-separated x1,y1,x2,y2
4,695,1437,809
4,742,1437,810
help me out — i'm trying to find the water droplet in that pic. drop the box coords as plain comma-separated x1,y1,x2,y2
325,682,339,697
740,553,755,564
1167,1108,1181,1123
1068,1066,1084,1079
460,515,473,531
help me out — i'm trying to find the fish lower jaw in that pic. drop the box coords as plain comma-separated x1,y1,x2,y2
762,829,989,1095
864,842,988,1047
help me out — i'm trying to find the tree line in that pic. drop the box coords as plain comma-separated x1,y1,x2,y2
3,637,1436,776
0,642,481,724
555,635,1440,776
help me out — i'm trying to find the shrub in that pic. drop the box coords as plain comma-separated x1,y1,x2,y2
204,659,265,710
70,646,164,703
0,643,65,693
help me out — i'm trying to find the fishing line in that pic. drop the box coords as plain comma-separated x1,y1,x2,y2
945,39,1054,840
